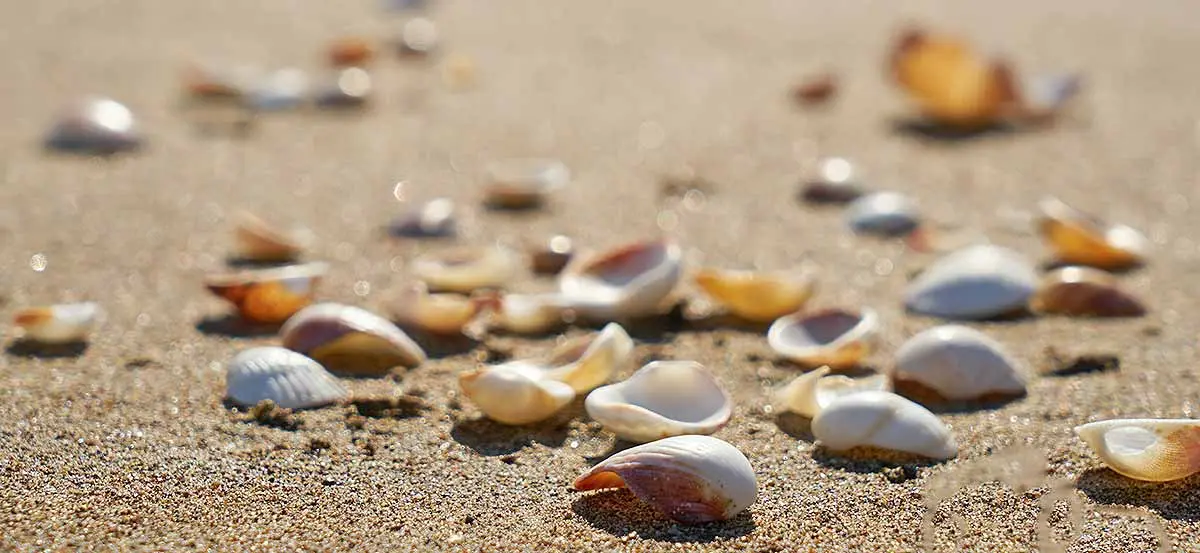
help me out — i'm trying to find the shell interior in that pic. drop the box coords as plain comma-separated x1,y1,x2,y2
767,308,876,368
559,240,683,319
585,360,731,443
1076,419,1200,482
693,268,816,323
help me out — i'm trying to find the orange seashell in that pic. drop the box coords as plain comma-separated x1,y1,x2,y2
793,73,838,105
1030,266,1145,318
889,28,1018,128
205,263,327,324
1037,197,1147,269
328,37,376,67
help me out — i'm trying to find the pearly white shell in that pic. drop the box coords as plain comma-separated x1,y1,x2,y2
892,325,1026,400
585,360,732,443
388,198,457,239
767,308,878,369
492,293,567,334
231,210,311,262
1075,419,1200,482
45,97,141,154
812,391,958,459
412,245,520,293
280,302,426,375
247,68,309,111
390,284,487,335
226,346,348,409
772,366,890,418
905,244,1037,320
846,191,920,236
559,240,683,320
13,302,103,344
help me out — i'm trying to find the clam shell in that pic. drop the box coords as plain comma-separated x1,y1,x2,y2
248,68,309,111
13,302,102,344
1018,73,1082,122
411,245,520,293
1037,197,1147,270
846,192,920,237
585,361,732,443
812,391,958,459
892,325,1026,400
231,210,310,262
205,262,328,324
483,158,569,209
530,235,574,275
693,267,816,323
1075,419,1200,482
772,366,890,418
801,157,866,204
518,323,633,393
45,97,141,155
889,28,1017,128
397,17,439,56
280,303,425,375
329,36,376,67
388,198,457,239
905,244,1037,320
767,308,878,369
458,364,576,425
226,346,348,409
390,284,487,335
1030,266,1145,317
492,293,566,334
182,62,258,100
315,67,372,108
575,435,756,524
559,239,683,320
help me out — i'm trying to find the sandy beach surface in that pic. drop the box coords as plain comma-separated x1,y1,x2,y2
2,0,1199,551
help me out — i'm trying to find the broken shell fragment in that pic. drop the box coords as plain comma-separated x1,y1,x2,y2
411,245,520,293
1037,197,1147,270
772,366,890,418
585,361,732,443
280,302,425,375
812,391,958,459
530,235,574,275
905,244,1037,320
492,293,566,334
801,157,866,204
45,97,141,155
388,198,457,239
226,346,348,409
231,210,311,263
328,36,376,67
1075,419,1200,482
480,322,633,403
1030,266,1145,317
483,158,570,209
767,308,878,369
575,435,756,524
889,28,1017,128
12,302,102,344
315,67,372,108
389,284,488,335
693,267,817,323
558,240,683,320
892,325,1026,401
458,363,575,425
205,262,328,324
846,192,921,237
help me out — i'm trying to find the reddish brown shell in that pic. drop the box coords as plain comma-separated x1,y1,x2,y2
1030,266,1145,317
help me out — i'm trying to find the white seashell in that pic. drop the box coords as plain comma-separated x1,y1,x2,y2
389,284,488,335
1075,419,1200,482
585,360,732,443
892,325,1025,400
812,391,957,459
205,261,329,324
315,67,372,108
905,244,1037,320
412,245,520,293
398,17,439,55
772,366,890,418
231,210,312,262
388,198,457,239
1037,196,1148,270
574,435,757,524
693,267,817,323
248,68,309,111
483,158,570,209
767,308,878,369
846,192,920,236
280,302,425,375
13,302,103,344
45,97,141,154
801,157,866,204
226,346,348,409
559,239,683,320
492,293,566,334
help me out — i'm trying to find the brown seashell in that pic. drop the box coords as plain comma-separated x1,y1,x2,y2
1036,197,1147,270
329,37,376,67
205,262,328,324
889,28,1018,128
1029,266,1145,317
530,235,574,275
231,210,310,263
793,72,838,105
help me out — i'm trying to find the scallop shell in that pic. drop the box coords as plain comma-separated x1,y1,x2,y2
45,97,142,155
889,28,1017,128
390,284,488,335
812,391,958,459
1037,197,1147,270
801,157,866,204
585,360,732,443
231,210,310,263
492,293,567,334
574,435,757,524
205,262,328,324
388,198,457,239
1030,266,1145,317
905,244,1037,320
767,308,878,369
280,303,425,375
226,346,348,409
693,267,817,323
13,302,103,344
1075,419,1200,482
483,158,570,209
315,67,372,108
559,239,683,320
772,366,890,418
846,192,920,237
411,245,520,293
892,325,1026,400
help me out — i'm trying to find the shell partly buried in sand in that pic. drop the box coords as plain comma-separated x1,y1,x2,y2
45,97,142,154
280,302,425,376
1037,197,1147,270
226,346,348,409
812,390,958,460
767,307,878,369
205,262,328,324
801,157,866,204
586,360,733,443
559,239,683,321
482,158,570,209
13,302,103,344
693,267,816,323
772,366,890,419
845,192,921,237
1075,419,1200,482
389,283,489,335
231,210,311,263
892,325,1026,401
1030,266,1145,317
388,198,457,239
905,244,1038,320
411,245,520,293
889,28,1017,128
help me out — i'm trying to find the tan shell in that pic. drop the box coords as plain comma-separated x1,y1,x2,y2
767,308,878,369
482,158,569,209
1075,419,1200,482
411,245,520,293
231,210,310,262
205,262,328,324
1037,197,1147,270
693,267,816,323
390,284,489,335
491,293,566,334
1030,266,1146,317
889,28,1017,128
13,302,103,344
280,303,425,375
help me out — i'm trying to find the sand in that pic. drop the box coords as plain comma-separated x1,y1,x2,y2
1,0,1199,551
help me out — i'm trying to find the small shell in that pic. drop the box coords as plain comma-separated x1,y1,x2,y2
1075,419,1200,482
694,267,816,323
767,308,878,369
793,73,838,105
13,302,102,344
889,28,1017,128
388,198,457,239
231,210,310,263
411,245,520,293
483,158,570,209
559,240,683,320
1018,73,1082,122
801,157,865,204
226,346,348,409
846,192,921,237
530,235,574,275
905,244,1037,320
812,391,958,459
248,68,309,111
772,366,890,418
585,361,732,443
390,284,488,335
329,36,376,67
892,325,1026,400
574,435,757,524
492,293,566,334
458,364,576,425
397,17,439,56
280,303,426,375
315,67,372,108
182,62,258,100
45,97,141,154
205,262,328,324
1030,266,1145,317
1037,197,1147,270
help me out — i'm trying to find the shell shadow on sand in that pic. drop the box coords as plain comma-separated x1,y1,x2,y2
449,398,585,456
570,492,755,543
1076,468,1200,521
394,325,480,359
889,117,1017,143
810,445,944,475
5,339,89,359
773,412,816,442
195,314,281,338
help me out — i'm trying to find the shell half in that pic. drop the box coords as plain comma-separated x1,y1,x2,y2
205,262,328,324
412,245,520,293
693,267,816,323
846,192,920,237
45,97,142,155
585,360,732,443
892,325,1026,401
1075,419,1200,482
226,346,348,409
458,364,576,425
13,302,103,344
559,240,683,320
280,303,425,375
483,158,570,209
812,390,958,459
231,210,310,263
1037,197,1147,270
905,244,1037,320
492,292,567,334
389,284,488,335
388,198,457,239
772,366,890,418
889,28,1017,128
767,308,878,369
1030,266,1145,317
801,157,866,204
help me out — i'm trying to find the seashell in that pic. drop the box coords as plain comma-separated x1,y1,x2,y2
812,391,958,459
45,97,142,155
892,325,1026,400
889,28,1017,128
492,293,567,334
411,245,520,293
585,360,732,443
389,284,488,335
13,302,102,344
575,435,756,524
441,53,478,91
1074,419,1200,482
226,346,347,409
905,244,1037,320
846,192,920,237
793,72,838,105
315,67,372,108
205,262,328,324
800,157,866,204
482,158,570,209
530,235,574,275
247,68,309,111
388,198,457,239
397,17,439,56
182,62,258,100
1017,73,1082,122
767,308,878,369
231,210,311,263
280,302,425,375
1036,197,1147,270
693,267,816,323
772,366,890,418
559,240,683,320
328,36,376,67
1030,266,1145,317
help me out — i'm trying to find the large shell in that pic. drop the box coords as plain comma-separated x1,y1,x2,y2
1030,266,1145,317
205,262,328,324
772,366,890,418
1075,419,1200,482
13,302,103,344
388,198,457,239
892,325,1026,400
483,158,570,209
693,267,816,323
226,346,348,409
767,308,878,369
905,244,1037,320
585,361,732,443
574,435,757,524
411,245,520,293
231,210,311,263
559,239,683,320
45,97,142,155
800,157,866,204
1037,197,1147,270
812,391,958,459
280,303,425,375
389,283,489,335
491,293,567,334
889,28,1017,128
845,192,920,237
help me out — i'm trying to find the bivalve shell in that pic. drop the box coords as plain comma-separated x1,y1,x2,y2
905,244,1037,320
1030,266,1145,317
694,267,816,323
892,325,1026,400
280,303,425,375
889,28,1017,128
1075,419,1200,482
846,192,920,237
772,366,890,418
483,158,569,209
390,284,489,335
45,97,141,155
767,308,878,369
205,262,328,324
585,360,732,443
411,245,520,293
231,210,311,263
13,302,103,344
1037,197,1147,270
388,198,457,239
491,293,566,334
559,239,683,320
226,346,348,409
812,391,958,459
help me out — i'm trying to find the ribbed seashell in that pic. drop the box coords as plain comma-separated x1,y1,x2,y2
846,192,920,237
767,308,878,369
13,302,103,344
1030,266,1145,317
575,435,756,524
390,284,488,335
905,244,1037,320
889,28,1017,128
559,240,683,320
1075,419,1200,482
388,198,457,239
800,157,866,204
585,361,732,443
248,68,309,111
280,303,425,376
315,67,372,108
482,158,569,209
772,366,890,418
693,267,816,323
231,210,311,263
411,245,520,293
892,325,1026,400
205,262,328,324
1037,197,1147,270
812,391,958,459
45,97,142,155
492,293,567,334
226,346,348,409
